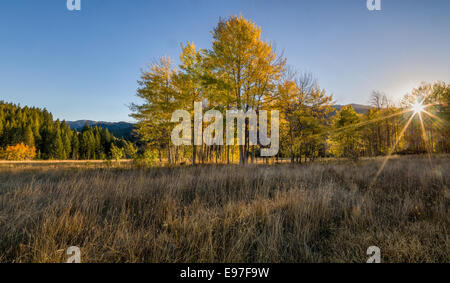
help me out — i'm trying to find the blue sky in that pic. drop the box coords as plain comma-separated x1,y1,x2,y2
1,0,449,122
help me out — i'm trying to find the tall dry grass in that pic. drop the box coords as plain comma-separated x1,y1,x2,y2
0,156,448,262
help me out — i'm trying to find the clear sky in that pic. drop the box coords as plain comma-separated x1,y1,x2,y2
1,0,449,122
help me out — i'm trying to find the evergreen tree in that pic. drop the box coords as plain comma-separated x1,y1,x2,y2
23,124,35,147
80,131,90,159
62,130,72,159
49,127,65,159
71,133,80,160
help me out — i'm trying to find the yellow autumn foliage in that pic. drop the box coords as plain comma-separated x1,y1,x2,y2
0,143,36,161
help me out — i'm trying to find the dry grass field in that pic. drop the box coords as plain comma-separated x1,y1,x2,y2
0,156,448,263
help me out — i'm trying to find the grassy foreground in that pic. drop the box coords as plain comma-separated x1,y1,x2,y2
0,156,448,263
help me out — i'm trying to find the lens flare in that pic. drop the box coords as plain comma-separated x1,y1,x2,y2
411,101,426,114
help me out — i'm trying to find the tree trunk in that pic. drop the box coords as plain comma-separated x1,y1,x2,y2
239,145,246,165
251,145,255,164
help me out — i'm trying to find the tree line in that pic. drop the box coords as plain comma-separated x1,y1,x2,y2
330,83,449,160
0,101,130,160
131,15,449,165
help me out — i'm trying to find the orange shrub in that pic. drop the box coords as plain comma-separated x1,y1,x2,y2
0,143,36,161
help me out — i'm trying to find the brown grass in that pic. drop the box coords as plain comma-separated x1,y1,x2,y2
0,156,448,263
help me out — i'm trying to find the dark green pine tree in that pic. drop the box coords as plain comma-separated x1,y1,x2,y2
88,131,96,159
62,131,72,159
93,127,104,159
81,122,90,133
39,124,52,159
23,124,35,147
71,133,80,160
60,122,72,158
80,131,91,159
49,126,65,160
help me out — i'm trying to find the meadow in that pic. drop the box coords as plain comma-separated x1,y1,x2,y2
0,156,448,263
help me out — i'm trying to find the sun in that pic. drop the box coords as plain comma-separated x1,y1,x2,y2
411,101,426,114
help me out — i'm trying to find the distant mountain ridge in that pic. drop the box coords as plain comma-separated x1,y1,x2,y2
66,120,134,139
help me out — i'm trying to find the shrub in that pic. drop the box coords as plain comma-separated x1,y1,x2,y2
110,144,125,161
133,148,158,167
124,141,138,159
0,143,36,161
